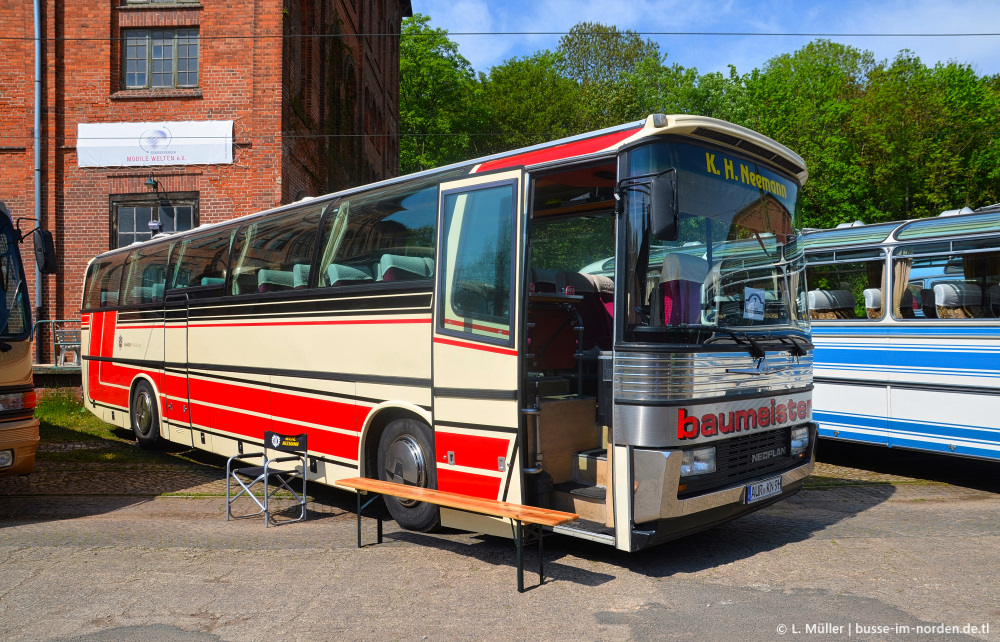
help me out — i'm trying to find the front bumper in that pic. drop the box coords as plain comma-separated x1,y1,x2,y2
0,416,40,477
629,422,816,550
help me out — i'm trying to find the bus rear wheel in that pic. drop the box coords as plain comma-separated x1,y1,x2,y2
377,418,440,532
130,380,161,449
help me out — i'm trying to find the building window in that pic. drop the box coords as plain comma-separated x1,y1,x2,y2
112,195,198,248
124,29,199,89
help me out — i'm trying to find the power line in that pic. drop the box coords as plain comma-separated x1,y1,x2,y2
1,31,1000,42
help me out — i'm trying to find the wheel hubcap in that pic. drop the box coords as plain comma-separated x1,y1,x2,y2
134,391,152,437
384,435,426,507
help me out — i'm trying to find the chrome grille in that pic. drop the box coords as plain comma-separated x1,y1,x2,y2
614,350,812,403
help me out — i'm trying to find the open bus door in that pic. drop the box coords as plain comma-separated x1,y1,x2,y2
430,169,526,534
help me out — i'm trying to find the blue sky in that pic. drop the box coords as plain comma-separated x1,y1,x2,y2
410,0,1000,77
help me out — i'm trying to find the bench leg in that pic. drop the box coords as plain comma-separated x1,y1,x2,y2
516,521,524,593
356,490,383,548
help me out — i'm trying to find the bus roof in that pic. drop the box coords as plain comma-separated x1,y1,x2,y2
90,114,808,261
802,203,1000,251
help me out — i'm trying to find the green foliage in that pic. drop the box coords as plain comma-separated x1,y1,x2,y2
399,18,1000,226
556,23,660,129
477,51,581,156
34,390,158,463
399,14,483,174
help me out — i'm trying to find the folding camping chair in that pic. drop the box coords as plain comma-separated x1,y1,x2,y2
226,431,308,527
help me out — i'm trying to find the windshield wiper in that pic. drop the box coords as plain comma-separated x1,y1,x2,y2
704,328,766,361
756,333,811,358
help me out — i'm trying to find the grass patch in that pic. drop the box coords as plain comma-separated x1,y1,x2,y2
36,390,176,465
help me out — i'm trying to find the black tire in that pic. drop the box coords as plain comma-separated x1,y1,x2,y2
377,418,440,532
130,380,161,449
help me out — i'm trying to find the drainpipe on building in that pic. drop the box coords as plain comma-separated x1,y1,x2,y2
33,0,43,363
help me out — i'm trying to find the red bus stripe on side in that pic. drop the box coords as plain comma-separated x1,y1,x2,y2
433,336,517,356
435,432,511,472
443,318,510,336
436,468,503,500
474,127,642,173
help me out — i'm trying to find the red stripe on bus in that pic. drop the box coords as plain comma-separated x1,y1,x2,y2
474,127,642,173
191,318,431,329
436,468,503,500
271,389,359,430
117,324,162,330
271,419,360,461
189,376,272,416
433,336,517,356
435,431,511,471
443,318,510,336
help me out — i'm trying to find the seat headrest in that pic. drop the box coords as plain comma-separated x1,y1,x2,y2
327,263,373,283
660,253,708,282
933,282,981,307
257,269,295,288
293,264,311,289
863,288,882,309
900,289,913,306
808,289,854,310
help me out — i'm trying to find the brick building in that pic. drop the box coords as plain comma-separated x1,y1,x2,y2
0,0,410,338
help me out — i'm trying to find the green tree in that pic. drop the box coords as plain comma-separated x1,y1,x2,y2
557,22,660,128
399,14,482,174
477,51,581,155
744,40,877,228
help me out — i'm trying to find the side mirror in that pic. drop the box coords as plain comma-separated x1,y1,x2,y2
33,229,57,275
649,170,678,241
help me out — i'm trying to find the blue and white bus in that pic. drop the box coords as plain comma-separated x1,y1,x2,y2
802,204,1000,460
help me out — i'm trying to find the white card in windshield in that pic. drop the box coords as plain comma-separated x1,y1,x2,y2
744,287,766,321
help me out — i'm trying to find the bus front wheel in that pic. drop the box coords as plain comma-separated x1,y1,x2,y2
377,418,440,532
130,380,161,449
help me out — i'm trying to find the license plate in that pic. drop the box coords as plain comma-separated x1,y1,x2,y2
746,475,782,503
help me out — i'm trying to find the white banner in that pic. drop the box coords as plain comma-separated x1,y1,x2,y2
76,120,233,167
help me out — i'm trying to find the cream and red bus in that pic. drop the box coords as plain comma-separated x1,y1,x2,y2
80,114,815,550
0,201,56,477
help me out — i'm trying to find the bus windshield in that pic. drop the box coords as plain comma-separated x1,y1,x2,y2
0,221,29,340
622,140,808,344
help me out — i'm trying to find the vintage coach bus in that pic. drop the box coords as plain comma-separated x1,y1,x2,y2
80,114,816,551
803,204,1000,461
0,201,56,478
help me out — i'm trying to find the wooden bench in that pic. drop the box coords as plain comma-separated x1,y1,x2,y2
338,477,578,592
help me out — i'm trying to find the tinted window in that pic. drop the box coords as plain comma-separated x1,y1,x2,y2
168,227,234,291
121,242,171,306
83,254,127,309
318,181,437,287
440,182,516,342
230,205,324,295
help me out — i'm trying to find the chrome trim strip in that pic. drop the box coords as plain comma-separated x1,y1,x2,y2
615,350,812,402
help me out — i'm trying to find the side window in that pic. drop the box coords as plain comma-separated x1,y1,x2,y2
83,254,127,309
230,205,323,295
439,182,516,343
168,227,234,293
805,252,885,320
121,242,171,306
892,243,1000,319
318,183,437,288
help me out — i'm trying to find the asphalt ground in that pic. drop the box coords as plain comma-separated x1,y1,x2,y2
1,435,999,641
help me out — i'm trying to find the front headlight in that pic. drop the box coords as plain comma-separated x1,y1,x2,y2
680,446,716,477
791,427,809,456
0,449,13,468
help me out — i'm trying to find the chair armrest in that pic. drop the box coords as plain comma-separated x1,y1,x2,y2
226,452,265,473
